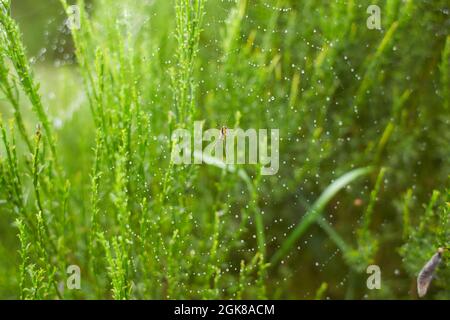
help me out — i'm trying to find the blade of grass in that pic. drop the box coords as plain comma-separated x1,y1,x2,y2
270,166,373,266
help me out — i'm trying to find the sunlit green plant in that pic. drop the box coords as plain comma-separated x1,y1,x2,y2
0,0,448,299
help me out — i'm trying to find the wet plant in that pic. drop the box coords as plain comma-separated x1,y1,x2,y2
0,0,448,299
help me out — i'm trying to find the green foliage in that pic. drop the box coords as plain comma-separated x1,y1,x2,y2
399,188,450,299
0,0,448,299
